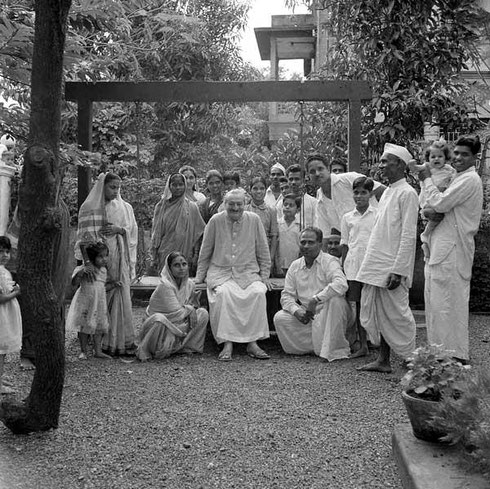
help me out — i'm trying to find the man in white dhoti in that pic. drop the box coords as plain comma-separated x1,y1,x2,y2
356,143,419,373
195,189,272,361
273,227,352,362
419,135,483,362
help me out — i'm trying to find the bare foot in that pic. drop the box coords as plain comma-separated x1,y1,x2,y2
94,352,112,359
78,352,88,360
356,360,392,373
349,347,369,359
20,357,35,371
218,343,233,362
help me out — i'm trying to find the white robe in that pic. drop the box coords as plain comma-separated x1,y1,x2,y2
274,252,351,361
356,178,418,357
421,167,483,360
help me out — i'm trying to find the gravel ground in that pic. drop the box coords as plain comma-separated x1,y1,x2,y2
0,310,489,489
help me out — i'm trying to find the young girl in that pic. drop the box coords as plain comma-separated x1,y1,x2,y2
277,193,302,275
408,140,456,258
0,236,21,394
245,176,278,269
66,242,119,360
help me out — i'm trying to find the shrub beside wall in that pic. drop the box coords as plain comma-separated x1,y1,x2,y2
470,214,490,312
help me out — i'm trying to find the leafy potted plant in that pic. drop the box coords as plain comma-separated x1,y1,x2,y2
400,344,472,442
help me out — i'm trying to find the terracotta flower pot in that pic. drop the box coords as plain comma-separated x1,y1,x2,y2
401,390,448,443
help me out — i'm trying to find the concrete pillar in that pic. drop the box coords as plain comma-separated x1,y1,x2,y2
0,164,15,235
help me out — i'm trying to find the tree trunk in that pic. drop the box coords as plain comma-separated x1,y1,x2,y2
0,0,72,434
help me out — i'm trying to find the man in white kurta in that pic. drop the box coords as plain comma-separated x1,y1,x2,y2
419,135,483,361
195,189,272,361
274,227,352,362
306,154,385,243
264,162,286,210
356,144,419,372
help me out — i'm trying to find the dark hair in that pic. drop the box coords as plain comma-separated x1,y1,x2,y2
249,176,267,190
206,169,223,183
85,242,109,264
306,153,329,170
167,251,186,269
223,170,240,185
282,193,302,210
455,135,481,155
0,236,12,251
104,172,121,185
279,176,288,184
169,173,186,186
301,226,323,243
352,176,374,192
331,160,347,172
286,164,303,177
424,140,452,162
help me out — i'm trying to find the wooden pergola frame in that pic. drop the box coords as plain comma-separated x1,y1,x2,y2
65,80,372,205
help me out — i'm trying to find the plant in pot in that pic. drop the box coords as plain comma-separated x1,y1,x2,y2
400,344,472,442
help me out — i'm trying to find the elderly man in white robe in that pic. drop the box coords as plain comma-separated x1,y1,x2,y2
196,188,272,361
419,135,483,362
356,143,419,373
273,227,352,362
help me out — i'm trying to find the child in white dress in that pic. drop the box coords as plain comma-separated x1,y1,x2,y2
408,140,456,258
0,236,22,394
66,242,119,360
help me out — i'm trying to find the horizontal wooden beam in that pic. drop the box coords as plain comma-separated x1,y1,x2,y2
65,80,372,103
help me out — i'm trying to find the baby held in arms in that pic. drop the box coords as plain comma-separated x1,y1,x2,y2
408,140,456,258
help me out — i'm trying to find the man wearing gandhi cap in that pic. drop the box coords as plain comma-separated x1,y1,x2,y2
265,162,286,209
355,143,419,372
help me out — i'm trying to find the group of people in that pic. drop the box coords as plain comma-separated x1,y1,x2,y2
0,133,483,394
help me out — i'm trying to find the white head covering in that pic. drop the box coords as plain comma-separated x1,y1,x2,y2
270,162,286,175
382,143,413,164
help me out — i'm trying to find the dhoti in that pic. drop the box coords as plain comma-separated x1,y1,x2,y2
360,283,416,359
425,249,470,360
273,296,351,361
208,280,269,344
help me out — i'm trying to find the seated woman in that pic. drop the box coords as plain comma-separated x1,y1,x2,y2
150,173,205,275
179,165,206,204
199,169,224,224
136,252,209,361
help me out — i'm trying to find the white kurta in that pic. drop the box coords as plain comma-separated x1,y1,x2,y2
274,252,351,361
316,172,381,235
196,211,271,344
340,205,377,281
356,178,418,358
421,167,483,360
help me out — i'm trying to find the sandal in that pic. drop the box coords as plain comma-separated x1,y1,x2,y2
247,347,270,360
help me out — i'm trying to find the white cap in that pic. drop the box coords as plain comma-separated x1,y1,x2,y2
270,162,286,174
382,143,412,164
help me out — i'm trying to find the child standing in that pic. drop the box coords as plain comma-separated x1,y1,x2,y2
277,193,302,275
340,177,378,358
66,242,117,360
245,176,279,270
408,140,456,258
0,236,21,394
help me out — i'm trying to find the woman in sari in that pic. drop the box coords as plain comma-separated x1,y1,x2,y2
199,169,224,224
179,165,206,204
136,251,208,361
150,173,205,275
75,173,138,356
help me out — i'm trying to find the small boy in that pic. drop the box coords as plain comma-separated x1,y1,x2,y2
340,176,378,358
277,193,302,275
223,170,241,192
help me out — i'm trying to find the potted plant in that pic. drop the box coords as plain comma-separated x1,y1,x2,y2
400,344,472,442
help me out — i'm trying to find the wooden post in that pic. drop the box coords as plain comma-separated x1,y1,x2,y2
77,99,93,209
348,100,361,172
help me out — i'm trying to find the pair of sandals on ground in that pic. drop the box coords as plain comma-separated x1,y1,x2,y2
218,340,269,362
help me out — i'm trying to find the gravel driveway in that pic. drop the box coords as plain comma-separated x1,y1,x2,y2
1,310,489,489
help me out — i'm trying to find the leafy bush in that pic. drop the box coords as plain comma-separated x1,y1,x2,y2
470,213,490,312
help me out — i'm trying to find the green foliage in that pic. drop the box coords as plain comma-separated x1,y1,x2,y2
401,344,472,402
